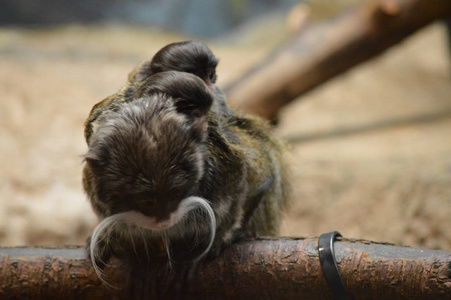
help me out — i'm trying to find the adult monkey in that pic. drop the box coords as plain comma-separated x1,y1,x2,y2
83,71,289,298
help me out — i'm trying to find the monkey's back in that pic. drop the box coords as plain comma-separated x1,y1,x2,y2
200,110,289,248
230,113,288,237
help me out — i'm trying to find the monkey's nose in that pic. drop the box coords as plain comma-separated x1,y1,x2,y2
154,202,179,222
139,205,170,222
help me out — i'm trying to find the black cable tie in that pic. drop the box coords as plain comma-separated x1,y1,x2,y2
318,231,352,300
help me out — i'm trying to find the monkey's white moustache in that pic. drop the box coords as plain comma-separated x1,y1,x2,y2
90,196,216,285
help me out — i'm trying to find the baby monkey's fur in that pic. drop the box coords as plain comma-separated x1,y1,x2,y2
84,41,229,144
83,42,289,298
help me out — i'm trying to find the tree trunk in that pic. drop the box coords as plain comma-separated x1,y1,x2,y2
1,237,450,299
224,0,451,120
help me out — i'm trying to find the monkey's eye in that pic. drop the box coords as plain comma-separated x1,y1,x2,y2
208,71,217,83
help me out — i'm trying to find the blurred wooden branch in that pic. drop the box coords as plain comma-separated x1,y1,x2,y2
283,107,451,143
224,0,451,120
1,237,451,299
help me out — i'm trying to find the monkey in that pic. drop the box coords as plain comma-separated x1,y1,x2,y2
126,40,230,115
82,71,289,298
84,41,230,145
128,41,218,91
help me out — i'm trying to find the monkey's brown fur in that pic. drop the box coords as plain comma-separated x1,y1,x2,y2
82,42,289,298
83,71,288,256
84,41,229,144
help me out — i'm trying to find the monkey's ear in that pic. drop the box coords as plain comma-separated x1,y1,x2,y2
173,98,210,119
84,152,102,174
189,115,209,141
173,97,210,139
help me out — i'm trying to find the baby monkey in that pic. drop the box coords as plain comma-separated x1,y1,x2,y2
84,41,229,145
128,40,231,114
128,41,218,91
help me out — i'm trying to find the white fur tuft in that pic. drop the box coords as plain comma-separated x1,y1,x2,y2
89,196,216,283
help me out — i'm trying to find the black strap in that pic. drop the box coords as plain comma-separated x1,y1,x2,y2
318,231,352,300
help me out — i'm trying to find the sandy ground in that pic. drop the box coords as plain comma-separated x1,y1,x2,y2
276,23,451,250
0,19,450,250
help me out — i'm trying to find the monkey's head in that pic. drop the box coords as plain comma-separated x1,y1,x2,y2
135,70,214,120
151,41,218,91
86,72,219,281
131,41,218,92
85,72,214,222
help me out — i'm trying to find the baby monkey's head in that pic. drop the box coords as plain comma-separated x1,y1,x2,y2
130,41,218,92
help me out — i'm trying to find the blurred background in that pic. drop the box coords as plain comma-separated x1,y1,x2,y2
0,0,450,250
